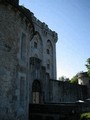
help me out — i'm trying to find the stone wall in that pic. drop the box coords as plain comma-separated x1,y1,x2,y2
0,1,89,120
0,1,34,120
0,1,58,119
30,13,58,79
49,80,87,103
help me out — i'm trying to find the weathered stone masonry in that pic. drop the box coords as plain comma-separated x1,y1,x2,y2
0,0,34,119
0,0,89,120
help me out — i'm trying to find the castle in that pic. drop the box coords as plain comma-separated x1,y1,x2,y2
0,0,90,120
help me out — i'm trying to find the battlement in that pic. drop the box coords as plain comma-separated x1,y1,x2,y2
0,0,58,42
31,13,58,42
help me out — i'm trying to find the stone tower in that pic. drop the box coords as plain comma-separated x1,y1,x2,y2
77,72,90,98
78,72,90,85
0,0,34,119
0,0,58,119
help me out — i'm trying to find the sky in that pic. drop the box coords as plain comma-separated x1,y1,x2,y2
19,0,90,79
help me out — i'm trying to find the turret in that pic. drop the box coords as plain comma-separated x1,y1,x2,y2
77,72,90,86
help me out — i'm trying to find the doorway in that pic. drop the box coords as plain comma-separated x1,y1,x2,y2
32,80,41,103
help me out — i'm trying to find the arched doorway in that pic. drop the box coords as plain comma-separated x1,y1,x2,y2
32,80,41,104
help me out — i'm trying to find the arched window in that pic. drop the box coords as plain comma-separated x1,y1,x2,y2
33,32,42,50
21,32,26,61
47,59,50,70
30,31,43,59
47,40,53,55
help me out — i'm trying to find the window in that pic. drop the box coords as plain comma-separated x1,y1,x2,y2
21,32,26,61
20,76,25,108
47,60,50,70
34,42,37,48
47,63,50,70
47,49,50,54
47,40,53,56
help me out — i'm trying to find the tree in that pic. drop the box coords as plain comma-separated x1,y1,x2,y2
58,76,70,82
58,76,65,81
85,58,90,76
70,75,78,84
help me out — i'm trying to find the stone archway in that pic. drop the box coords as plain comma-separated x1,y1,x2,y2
32,80,41,104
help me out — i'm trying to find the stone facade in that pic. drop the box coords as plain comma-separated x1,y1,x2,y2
0,0,34,119
0,0,89,120
0,0,57,119
49,79,87,103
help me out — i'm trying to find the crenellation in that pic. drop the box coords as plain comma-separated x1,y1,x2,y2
52,31,58,42
31,14,58,39
32,15,43,28
19,5,32,19
42,22,48,29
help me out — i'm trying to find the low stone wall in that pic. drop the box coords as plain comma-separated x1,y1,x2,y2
49,80,87,103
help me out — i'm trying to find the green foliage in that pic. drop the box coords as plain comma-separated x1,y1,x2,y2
70,75,78,84
85,58,90,76
58,76,65,81
58,76,70,82
81,112,90,120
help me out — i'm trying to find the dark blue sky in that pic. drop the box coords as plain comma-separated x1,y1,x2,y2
20,0,90,79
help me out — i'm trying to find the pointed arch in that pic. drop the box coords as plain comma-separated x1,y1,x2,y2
47,40,53,55
33,32,43,49
34,31,42,42
32,80,41,104
30,31,43,59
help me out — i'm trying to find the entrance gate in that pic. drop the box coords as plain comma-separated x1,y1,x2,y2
32,80,41,104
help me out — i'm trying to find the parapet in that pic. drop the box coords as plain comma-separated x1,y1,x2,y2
52,31,58,42
0,0,58,42
31,14,58,42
